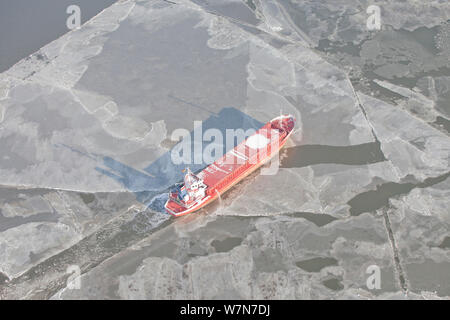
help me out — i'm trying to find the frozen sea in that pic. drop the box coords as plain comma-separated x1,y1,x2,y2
0,0,449,299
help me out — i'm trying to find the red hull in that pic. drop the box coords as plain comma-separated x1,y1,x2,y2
165,115,295,217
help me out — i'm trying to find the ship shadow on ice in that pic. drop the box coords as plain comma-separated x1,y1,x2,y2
95,107,264,212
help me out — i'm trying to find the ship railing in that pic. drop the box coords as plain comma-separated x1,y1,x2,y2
169,195,187,208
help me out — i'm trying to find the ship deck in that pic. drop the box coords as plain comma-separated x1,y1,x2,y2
199,119,291,194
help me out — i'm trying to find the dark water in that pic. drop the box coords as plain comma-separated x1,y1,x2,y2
348,171,450,216
286,212,337,227
322,278,344,291
439,236,450,249
211,237,243,253
295,257,338,272
281,141,386,168
0,0,117,72
0,272,9,285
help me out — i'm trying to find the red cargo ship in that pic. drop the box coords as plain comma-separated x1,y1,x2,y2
165,115,295,217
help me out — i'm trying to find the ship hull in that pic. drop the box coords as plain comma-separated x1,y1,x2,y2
165,115,295,217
